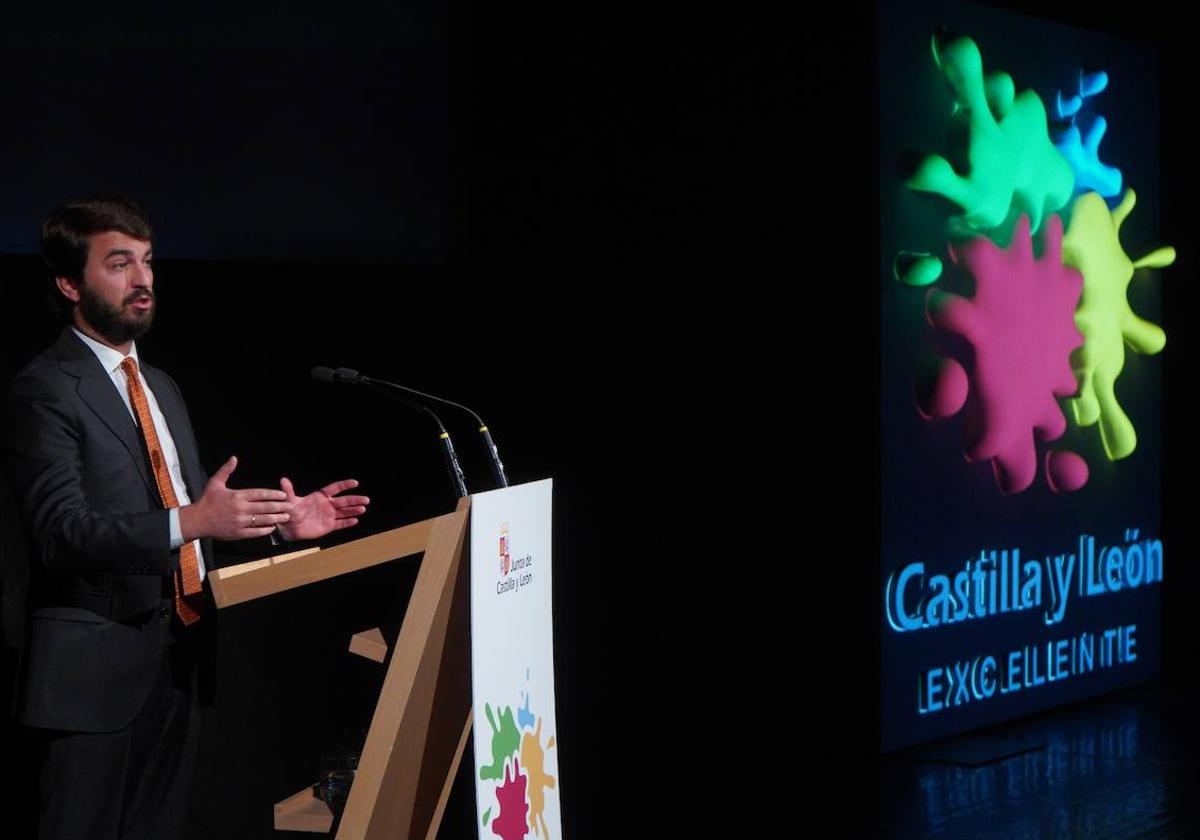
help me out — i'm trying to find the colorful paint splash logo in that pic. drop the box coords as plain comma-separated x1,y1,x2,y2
895,31,1172,494
480,679,557,840
500,524,512,577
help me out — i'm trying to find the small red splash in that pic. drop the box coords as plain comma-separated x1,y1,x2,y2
491,758,530,840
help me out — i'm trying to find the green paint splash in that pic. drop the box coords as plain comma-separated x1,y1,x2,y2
479,703,522,782
902,31,1074,234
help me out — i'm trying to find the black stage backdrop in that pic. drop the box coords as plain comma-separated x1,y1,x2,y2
16,0,1200,835
0,2,790,837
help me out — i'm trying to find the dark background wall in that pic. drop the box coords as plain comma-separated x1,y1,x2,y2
0,2,788,837
12,0,1196,835
0,3,451,265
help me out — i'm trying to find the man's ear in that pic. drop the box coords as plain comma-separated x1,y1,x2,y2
54,276,81,304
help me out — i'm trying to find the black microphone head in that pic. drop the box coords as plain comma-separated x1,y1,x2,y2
313,366,364,384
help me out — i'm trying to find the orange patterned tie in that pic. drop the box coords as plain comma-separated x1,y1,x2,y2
120,357,202,625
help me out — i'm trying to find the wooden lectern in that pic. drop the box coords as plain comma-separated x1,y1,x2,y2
209,497,474,839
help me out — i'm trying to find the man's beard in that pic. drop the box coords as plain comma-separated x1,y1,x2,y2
78,284,155,345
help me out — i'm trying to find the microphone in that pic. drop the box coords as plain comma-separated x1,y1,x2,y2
311,367,469,499
314,367,509,489
311,366,359,385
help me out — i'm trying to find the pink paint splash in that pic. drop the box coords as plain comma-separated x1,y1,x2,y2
924,214,1087,493
915,355,969,419
491,759,530,840
1045,450,1089,493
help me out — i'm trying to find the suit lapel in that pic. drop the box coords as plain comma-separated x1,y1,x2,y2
54,330,158,499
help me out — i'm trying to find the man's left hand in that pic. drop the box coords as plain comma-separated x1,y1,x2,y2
275,477,370,541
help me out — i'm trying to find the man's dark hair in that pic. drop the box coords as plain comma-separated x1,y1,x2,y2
41,195,154,320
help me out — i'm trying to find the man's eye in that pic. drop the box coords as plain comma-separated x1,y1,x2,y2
112,262,127,270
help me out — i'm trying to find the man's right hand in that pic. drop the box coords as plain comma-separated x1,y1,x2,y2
179,456,292,541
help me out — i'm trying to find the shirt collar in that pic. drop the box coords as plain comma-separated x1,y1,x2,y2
71,327,140,376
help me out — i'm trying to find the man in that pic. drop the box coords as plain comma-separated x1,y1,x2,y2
0,195,370,839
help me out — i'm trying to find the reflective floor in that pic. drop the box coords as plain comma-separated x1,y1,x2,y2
869,684,1200,839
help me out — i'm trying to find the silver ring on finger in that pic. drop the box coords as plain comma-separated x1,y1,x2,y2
251,514,257,527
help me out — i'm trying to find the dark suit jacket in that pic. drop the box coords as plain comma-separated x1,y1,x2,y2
0,328,214,732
